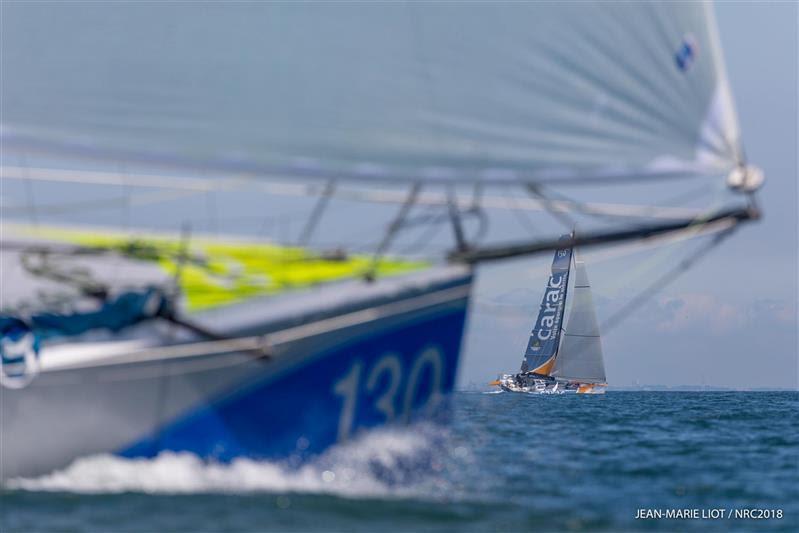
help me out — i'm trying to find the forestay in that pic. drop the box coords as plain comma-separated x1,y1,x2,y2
2,2,740,184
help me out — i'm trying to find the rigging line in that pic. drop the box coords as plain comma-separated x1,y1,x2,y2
468,215,748,318
600,174,732,296
654,181,720,210
395,205,485,256
396,207,448,228
531,182,717,225
398,212,448,255
526,184,575,229
297,178,336,247
466,181,490,245
468,207,490,245
447,184,468,252
504,184,539,236
406,2,463,259
151,222,272,360
365,182,422,281
527,184,623,223
600,225,738,334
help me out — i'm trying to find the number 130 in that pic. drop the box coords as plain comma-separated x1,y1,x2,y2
332,346,444,442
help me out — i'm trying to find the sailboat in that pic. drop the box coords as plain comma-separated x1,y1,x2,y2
494,235,607,395
1,2,762,479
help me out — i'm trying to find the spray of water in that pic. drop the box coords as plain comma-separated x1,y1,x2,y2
5,423,469,498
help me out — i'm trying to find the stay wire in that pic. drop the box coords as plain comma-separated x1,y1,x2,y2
600,223,738,334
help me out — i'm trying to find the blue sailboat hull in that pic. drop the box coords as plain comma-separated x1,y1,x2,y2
120,304,466,462
1,267,471,480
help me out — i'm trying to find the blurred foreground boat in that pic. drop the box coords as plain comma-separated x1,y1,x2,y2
1,2,761,479
1,227,469,479
494,236,607,395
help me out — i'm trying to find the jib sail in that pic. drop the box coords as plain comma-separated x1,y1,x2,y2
551,252,607,384
521,236,572,375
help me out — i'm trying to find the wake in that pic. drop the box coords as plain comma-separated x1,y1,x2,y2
5,424,460,498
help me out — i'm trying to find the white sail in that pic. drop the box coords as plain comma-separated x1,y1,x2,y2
551,252,606,384
2,2,740,184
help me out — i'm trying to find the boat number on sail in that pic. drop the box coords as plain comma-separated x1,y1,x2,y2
332,346,444,442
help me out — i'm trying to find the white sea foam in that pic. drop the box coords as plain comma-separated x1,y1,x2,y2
6,425,453,497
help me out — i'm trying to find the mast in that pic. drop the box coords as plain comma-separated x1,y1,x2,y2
520,234,573,375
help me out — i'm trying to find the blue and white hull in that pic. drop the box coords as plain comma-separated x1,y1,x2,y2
1,267,472,480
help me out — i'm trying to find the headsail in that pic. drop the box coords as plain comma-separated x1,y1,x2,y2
521,236,572,375
552,252,606,384
2,2,742,184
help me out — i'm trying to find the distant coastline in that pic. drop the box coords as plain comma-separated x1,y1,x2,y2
458,383,798,392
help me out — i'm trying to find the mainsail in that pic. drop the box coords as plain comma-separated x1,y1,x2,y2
552,252,607,384
521,237,572,375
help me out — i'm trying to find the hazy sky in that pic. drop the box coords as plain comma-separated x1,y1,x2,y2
459,1,798,389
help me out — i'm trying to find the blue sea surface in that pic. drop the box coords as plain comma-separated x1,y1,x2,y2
2,391,797,532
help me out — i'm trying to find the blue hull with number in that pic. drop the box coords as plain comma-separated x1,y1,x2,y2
120,306,467,461
1,267,472,479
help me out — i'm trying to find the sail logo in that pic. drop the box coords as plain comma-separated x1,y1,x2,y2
675,34,699,72
523,237,571,367
535,272,566,341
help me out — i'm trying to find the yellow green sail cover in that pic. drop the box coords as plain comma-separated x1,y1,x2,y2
35,227,428,312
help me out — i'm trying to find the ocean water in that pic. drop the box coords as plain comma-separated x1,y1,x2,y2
2,391,797,532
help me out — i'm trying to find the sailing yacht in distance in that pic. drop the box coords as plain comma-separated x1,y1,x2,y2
494,235,607,394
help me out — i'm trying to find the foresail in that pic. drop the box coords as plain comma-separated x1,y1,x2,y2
521,237,572,374
552,254,606,384
2,2,740,184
